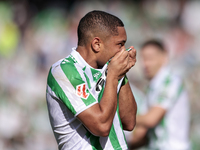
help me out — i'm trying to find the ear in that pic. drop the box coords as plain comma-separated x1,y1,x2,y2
91,37,101,53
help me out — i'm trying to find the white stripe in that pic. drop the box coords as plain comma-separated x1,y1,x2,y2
113,113,127,149
82,136,93,150
118,76,124,92
99,136,114,150
74,63,88,85
85,67,94,85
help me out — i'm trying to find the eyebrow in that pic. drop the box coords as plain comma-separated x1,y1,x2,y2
117,40,126,44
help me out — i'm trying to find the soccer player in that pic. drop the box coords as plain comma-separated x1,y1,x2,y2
46,10,137,150
127,40,190,150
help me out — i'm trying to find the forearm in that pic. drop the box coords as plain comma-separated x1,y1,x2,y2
77,74,120,136
119,82,137,131
136,106,166,128
137,114,159,128
136,115,151,128
98,74,119,125
128,125,148,149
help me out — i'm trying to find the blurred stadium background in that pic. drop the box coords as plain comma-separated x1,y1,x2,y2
0,0,200,149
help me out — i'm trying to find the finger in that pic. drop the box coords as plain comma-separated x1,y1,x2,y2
113,50,129,62
122,50,129,59
127,46,134,50
128,49,136,59
129,47,136,54
112,49,124,60
129,58,136,68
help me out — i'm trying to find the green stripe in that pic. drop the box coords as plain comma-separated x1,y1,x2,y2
122,75,128,86
98,87,104,103
86,131,103,150
109,124,122,150
164,75,171,86
158,74,172,103
61,57,96,106
160,118,168,141
47,68,77,115
158,94,165,103
109,94,122,149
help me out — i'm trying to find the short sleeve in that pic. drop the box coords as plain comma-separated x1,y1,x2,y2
154,89,173,110
47,63,98,116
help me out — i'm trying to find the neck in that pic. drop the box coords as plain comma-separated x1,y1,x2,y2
76,46,98,69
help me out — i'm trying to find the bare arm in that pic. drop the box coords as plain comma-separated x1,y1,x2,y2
77,49,136,137
137,106,166,128
128,125,149,149
127,107,165,149
77,75,118,137
118,47,137,131
119,81,137,131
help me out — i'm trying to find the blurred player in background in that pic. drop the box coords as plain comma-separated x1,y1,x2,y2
46,10,137,150
127,40,190,150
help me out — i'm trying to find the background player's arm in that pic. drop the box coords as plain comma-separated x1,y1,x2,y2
127,106,166,149
136,106,166,128
119,81,137,131
127,125,149,149
77,50,135,137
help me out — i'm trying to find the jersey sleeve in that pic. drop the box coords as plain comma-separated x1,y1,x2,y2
47,62,98,116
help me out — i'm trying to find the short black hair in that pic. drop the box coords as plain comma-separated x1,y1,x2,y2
77,10,124,46
141,40,166,52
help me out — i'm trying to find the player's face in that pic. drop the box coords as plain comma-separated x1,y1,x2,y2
99,27,127,67
140,45,166,80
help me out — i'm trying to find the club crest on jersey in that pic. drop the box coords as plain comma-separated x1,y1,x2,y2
76,83,89,99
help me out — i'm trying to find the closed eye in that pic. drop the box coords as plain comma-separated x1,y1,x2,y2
118,42,125,48
118,40,126,47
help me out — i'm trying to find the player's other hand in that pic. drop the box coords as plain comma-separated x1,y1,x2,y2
127,46,137,68
107,46,136,80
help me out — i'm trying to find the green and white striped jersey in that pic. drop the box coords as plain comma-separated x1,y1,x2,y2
46,48,128,150
146,65,190,150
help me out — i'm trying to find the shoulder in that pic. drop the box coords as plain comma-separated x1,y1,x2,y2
48,56,85,88
50,56,80,77
167,71,184,88
158,70,185,99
